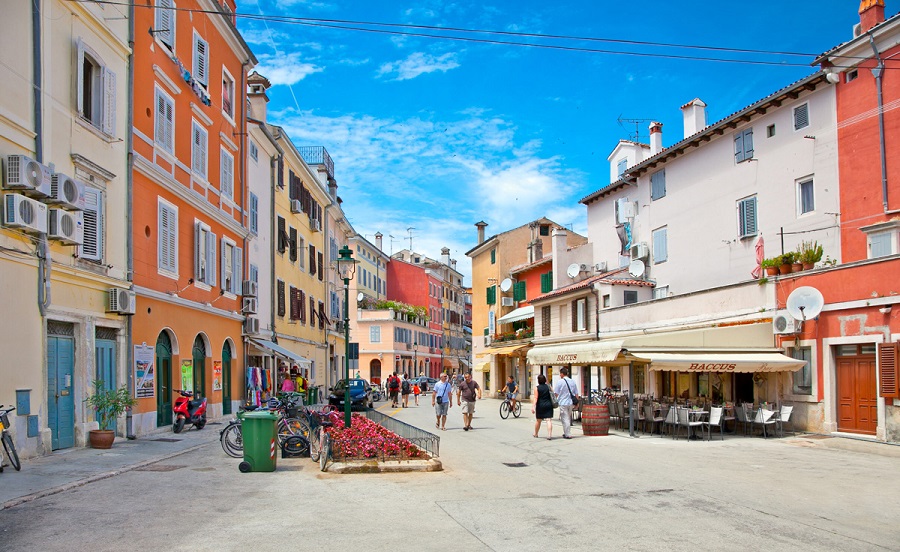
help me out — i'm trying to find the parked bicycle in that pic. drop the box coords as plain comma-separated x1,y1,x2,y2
499,394,522,419
219,398,311,458
0,405,22,472
592,388,616,405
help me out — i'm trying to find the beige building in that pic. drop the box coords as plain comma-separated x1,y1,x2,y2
0,1,131,456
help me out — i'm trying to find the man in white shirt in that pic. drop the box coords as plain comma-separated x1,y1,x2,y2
431,373,453,430
553,366,578,439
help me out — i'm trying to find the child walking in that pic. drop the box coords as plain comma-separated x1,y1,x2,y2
413,383,421,406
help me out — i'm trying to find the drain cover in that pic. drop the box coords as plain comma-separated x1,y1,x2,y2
150,438,182,443
136,464,186,472
503,462,527,468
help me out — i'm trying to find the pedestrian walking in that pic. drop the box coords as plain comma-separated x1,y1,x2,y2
456,372,481,431
532,374,554,439
388,372,401,407
413,383,421,405
401,374,411,407
553,367,578,439
432,373,453,430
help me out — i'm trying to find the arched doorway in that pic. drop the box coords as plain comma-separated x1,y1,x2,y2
221,341,233,415
156,331,173,426
192,335,207,397
370,359,382,384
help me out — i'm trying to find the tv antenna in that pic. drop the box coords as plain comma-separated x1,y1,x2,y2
617,115,655,142
406,227,415,252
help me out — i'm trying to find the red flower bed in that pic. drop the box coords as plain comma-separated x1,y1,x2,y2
326,413,425,460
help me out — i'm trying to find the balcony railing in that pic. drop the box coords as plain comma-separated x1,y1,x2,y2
298,146,334,181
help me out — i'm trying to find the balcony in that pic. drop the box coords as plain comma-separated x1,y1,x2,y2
298,146,334,181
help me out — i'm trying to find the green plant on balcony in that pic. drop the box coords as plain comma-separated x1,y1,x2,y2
369,300,428,321
798,240,824,266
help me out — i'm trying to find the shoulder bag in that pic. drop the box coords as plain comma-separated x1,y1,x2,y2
565,379,579,407
549,385,559,408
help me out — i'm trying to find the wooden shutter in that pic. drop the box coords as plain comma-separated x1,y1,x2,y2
249,193,258,234
734,132,745,163
288,227,297,261
76,40,85,116
233,247,242,294
194,223,203,280
583,298,590,332
309,245,316,275
317,252,324,281
289,287,298,320
743,129,754,158
221,240,231,290
277,280,285,317
158,202,176,272
220,150,233,199
206,231,216,286
309,296,316,326
192,123,207,177
156,0,174,48
794,104,809,130
300,290,306,323
102,68,116,136
571,300,578,332
542,306,551,337
879,342,899,398
80,187,103,261
651,169,665,200
740,197,757,237
277,217,286,253
193,34,208,86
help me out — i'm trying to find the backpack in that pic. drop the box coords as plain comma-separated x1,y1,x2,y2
401,379,411,393
389,377,399,390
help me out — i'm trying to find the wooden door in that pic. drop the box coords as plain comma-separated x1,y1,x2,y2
47,336,75,450
95,339,117,430
837,356,878,435
156,332,172,426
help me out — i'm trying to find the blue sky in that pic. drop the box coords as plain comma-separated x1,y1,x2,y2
237,0,867,285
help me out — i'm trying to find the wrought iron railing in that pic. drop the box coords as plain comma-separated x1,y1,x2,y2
298,146,334,181
363,409,440,458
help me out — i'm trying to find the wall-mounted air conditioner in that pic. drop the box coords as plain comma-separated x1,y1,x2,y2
48,208,83,245
484,335,492,346
108,287,136,315
48,173,85,210
501,297,515,307
310,219,321,232
243,316,259,335
242,280,258,297
242,297,258,314
630,242,649,260
4,154,51,197
773,311,798,335
595,261,608,273
3,193,48,234
334,321,345,333
291,199,302,213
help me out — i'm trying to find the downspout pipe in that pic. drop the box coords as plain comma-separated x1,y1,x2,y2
239,61,249,410
125,0,136,439
32,0,50,319
868,34,889,212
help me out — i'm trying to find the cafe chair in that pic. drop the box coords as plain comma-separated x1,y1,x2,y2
751,408,777,438
675,407,704,441
775,405,794,437
644,404,665,436
703,406,726,441
664,405,678,438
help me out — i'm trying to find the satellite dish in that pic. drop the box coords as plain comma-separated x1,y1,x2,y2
566,263,582,278
628,259,645,278
356,292,365,302
499,278,513,292
786,286,825,321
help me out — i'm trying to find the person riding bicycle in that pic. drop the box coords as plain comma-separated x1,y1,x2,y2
503,376,519,412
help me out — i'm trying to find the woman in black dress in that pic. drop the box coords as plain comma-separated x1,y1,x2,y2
532,374,555,440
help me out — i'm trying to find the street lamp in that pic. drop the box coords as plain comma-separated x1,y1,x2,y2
334,245,357,428
413,339,418,378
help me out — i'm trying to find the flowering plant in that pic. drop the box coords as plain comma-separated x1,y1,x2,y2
326,414,426,460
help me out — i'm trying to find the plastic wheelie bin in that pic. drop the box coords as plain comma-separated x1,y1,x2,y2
307,386,319,406
238,410,278,473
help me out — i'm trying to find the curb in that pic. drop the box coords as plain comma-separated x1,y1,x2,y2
327,458,443,474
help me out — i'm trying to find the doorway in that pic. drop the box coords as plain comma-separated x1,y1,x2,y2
734,373,755,404
95,338,117,431
193,335,207,398
47,335,75,450
836,345,877,435
222,342,232,415
156,332,173,427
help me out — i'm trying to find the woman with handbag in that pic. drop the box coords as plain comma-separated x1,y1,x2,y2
532,374,555,440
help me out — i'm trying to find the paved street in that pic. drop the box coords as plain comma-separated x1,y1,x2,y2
1,398,899,551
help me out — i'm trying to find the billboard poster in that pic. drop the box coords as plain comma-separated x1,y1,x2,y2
181,360,193,392
212,360,222,391
134,344,156,398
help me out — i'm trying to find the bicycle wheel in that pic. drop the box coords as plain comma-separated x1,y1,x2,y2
319,433,331,472
308,426,321,462
499,401,510,419
220,422,243,458
512,401,522,418
278,417,310,445
2,432,21,471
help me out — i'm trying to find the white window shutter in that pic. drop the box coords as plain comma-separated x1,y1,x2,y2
234,246,243,294
80,187,102,261
744,129,754,158
159,204,177,273
193,35,208,86
102,67,116,136
76,40,85,116
734,132,744,163
155,91,167,148
221,240,228,289
194,222,204,281
221,150,233,198
165,98,174,151
206,231,216,286
167,207,177,272
156,0,174,48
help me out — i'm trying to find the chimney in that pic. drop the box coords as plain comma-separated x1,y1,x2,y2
328,179,338,201
451,259,457,270
649,122,663,155
247,71,271,121
681,98,707,138
551,226,567,289
529,238,543,263
374,232,383,251
475,221,488,244
441,247,450,266
859,0,885,33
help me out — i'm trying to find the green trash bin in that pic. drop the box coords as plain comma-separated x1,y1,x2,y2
238,410,278,473
307,386,319,406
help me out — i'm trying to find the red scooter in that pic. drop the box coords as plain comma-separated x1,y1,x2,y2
172,389,208,433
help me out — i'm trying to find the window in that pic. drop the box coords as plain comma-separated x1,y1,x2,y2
370,326,381,343
191,121,208,178
76,41,116,136
317,252,324,281
846,69,858,82
617,158,627,178
572,298,587,332
249,141,258,163
793,103,809,131
297,236,305,269
154,88,175,153
288,227,297,262
540,271,553,293
789,346,812,395
277,280,285,317
650,169,666,201
249,264,258,284
486,285,496,305
194,221,216,286
734,128,754,163
80,187,104,261
289,286,300,321
541,306,551,336
221,238,242,294
738,196,758,238
249,193,258,234
624,290,638,305
652,226,667,264
513,281,526,302
490,249,496,264
309,245,316,275
540,224,550,236
653,286,669,300
222,69,235,119
602,294,610,308
798,178,814,215
158,199,178,275
277,216,286,254
869,231,893,258
767,124,776,138
155,0,175,50
220,149,234,199
192,32,209,87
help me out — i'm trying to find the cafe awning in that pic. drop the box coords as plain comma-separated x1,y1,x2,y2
497,305,535,324
641,352,805,373
477,361,491,372
250,339,312,368
528,340,647,367
488,343,531,356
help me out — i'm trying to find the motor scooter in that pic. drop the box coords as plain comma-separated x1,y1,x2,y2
172,389,208,433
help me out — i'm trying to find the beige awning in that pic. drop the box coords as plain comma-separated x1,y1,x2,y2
642,352,806,372
487,343,531,356
527,340,647,366
250,339,312,368
477,361,491,372
497,305,535,324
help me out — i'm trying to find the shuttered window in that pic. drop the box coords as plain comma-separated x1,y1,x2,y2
738,196,758,238
317,252,324,281
192,32,208,86
541,306,551,336
650,169,666,201
490,249,496,264
288,227,297,262
76,40,116,137
513,281,527,302
277,280,285,317
194,222,216,286
879,342,899,398
221,238,242,294
249,193,258,234
155,0,175,50
652,226,668,264
309,245,317,275
191,121,207,178
158,200,177,274
289,286,300,321
80,187,104,262
793,103,809,131
486,285,496,305
734,128,754,163
220,149,234,199
277,216,286,254
540,271,553,293
572,298,587,332
154,88,175,153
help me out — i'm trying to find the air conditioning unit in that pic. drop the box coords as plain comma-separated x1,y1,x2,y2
242,297,258,314
630,242,649,260
615,197,636,224
243,316,259,334
3,193,48,234
4,154,51,197
290,199,302,213
310,219,321,232
484,335,492,346
334,321,345,333
595,261,608,273
773,311,798,335
108,287,136,315
242,280,258,297
48,208,84,245
48,173,85,210
501,297,515,307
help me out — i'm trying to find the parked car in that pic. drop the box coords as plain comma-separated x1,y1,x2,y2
328,379,374,410
409,376,438,392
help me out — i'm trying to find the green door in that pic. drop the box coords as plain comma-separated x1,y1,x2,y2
222,343,232,415
95,339,117,431
48,336,75,450
193,336,206,398
156,332,173,426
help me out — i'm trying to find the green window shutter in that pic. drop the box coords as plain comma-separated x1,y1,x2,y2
514,281,526,301
490,249,496,264
541,271,553,293
486,285,496,305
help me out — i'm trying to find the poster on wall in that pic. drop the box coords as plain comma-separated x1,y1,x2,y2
134,344,156,398
181,360,193,392
213,361,222,391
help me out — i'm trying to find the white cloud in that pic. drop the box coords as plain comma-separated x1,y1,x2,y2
254,53,323,86
377,52,460,81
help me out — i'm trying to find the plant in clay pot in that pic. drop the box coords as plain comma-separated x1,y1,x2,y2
760,257,780,276
84,380,137,449
777,253,793,275
798,240,823,269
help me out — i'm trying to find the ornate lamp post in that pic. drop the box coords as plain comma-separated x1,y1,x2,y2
334,245,357,428
413,339,418,378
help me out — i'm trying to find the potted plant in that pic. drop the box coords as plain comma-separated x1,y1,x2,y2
777,253,793,275
761,257,780,276
799,240,824,269
790,250,804,272
84,380,137,449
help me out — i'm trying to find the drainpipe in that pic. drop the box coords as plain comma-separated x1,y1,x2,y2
32,0,51,318
239,61,248,409
868,34,889,212
125,0,136,439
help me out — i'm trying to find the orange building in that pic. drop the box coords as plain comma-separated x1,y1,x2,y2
129,0,256,434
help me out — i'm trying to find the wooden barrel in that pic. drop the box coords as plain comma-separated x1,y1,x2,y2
581,404,610,436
